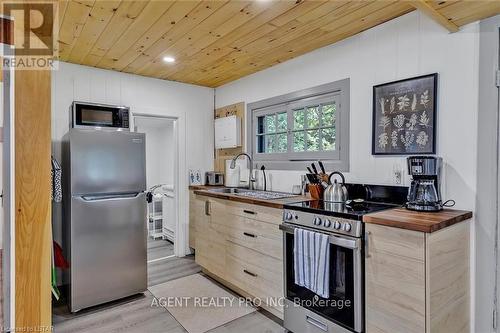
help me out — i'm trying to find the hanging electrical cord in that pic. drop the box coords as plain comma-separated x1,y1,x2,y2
261,165,267,191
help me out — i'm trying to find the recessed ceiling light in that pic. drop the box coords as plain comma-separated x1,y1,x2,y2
163,56,175,63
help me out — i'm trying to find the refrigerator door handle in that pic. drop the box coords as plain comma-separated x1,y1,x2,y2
78,192,142,201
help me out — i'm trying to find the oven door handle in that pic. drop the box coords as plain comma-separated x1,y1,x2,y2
306,315,328,332
279,224,361,250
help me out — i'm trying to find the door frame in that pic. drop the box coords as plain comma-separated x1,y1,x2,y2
1,14,14,329
497,25,500,333
497,25,500,332
478,14,500,333
131,113,185,258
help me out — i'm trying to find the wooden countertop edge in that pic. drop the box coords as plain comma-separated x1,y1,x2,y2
363,209,473,233
189,185,223,190
190,187,311,209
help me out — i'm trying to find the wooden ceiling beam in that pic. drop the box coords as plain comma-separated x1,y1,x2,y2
409,0,459,33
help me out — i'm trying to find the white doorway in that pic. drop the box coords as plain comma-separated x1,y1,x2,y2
134,115,178,263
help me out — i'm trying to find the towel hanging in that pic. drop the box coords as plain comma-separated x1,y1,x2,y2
294,228,330,298
51,156,62,203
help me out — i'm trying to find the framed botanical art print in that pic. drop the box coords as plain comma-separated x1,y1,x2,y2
372,73,437,155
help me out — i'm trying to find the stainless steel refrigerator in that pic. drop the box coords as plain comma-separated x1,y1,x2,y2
62,128,147,312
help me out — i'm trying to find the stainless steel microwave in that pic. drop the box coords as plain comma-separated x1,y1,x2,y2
71,101,130,131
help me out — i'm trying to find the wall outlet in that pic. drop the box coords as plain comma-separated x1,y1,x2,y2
393,163,403,185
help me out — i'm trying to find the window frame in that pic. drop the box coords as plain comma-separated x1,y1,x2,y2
247,79,350,171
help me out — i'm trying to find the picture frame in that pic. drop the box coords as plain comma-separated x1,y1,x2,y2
372,73,438,155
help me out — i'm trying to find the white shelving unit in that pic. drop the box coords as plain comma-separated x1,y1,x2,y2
147,184,175,241
148,192,164,239
162,190,175,242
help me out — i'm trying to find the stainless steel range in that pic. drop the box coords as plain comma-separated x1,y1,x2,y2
280,184,407,333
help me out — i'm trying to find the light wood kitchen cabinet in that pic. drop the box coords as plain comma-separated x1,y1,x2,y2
365,221,470,333
189,192,284,318
189,193,226,277
188,192,207,249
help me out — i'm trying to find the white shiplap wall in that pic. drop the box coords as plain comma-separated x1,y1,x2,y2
51,61,214,257
216,11,481,332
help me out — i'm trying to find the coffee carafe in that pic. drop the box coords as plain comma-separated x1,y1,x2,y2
407,156,444,212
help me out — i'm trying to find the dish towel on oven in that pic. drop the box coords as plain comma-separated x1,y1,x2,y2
294,228,330,298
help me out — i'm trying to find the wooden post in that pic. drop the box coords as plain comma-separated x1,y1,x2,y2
14,69,52,330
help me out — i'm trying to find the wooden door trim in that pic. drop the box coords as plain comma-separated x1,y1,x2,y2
14,69,52,330
1,14,14,330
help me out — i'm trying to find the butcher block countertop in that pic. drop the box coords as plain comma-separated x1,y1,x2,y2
189,185,312,209
363,208,473,233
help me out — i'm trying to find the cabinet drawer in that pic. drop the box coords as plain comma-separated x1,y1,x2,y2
211,198,282,225
226,240,282,279
214,211,282,260
226,253,282,298
366,223,424,261
225,244,283,311
228,214,282,239
225,224,282,260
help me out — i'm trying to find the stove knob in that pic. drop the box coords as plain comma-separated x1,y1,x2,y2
285,212,293,220
333,221,341,229
323,219,332,228
343,223,352,232
313,217,322,226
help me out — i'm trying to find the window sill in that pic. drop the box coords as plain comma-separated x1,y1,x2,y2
253,159,349,172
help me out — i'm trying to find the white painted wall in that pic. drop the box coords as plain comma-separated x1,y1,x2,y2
135,117,175,189
216,11,480,331
51,61,214,258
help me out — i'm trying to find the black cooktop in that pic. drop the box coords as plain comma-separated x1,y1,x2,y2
284,183,407,220
283,200,401,221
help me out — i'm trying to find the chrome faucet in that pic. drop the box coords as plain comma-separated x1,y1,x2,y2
230,153,256,190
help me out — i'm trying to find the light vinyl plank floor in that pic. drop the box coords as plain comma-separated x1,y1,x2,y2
53,255,284,333
147,238,175,261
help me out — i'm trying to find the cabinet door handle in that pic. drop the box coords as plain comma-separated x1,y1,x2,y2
205,201,211,216
243,210,255,215
243,232,256,238
365,231,371,258
243,269,257,277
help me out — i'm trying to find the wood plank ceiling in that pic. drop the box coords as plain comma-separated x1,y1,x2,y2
57,0,500,87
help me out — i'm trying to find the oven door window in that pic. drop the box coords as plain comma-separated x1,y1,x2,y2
285,232,357,331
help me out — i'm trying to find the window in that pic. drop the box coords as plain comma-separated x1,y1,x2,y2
248,79,349,171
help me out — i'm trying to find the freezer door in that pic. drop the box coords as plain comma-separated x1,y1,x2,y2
69,129,146,195
69,192,147,312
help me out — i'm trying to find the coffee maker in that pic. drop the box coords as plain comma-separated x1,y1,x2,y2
407,156,443,212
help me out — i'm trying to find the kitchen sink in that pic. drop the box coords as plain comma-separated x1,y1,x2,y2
207,188,297,200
